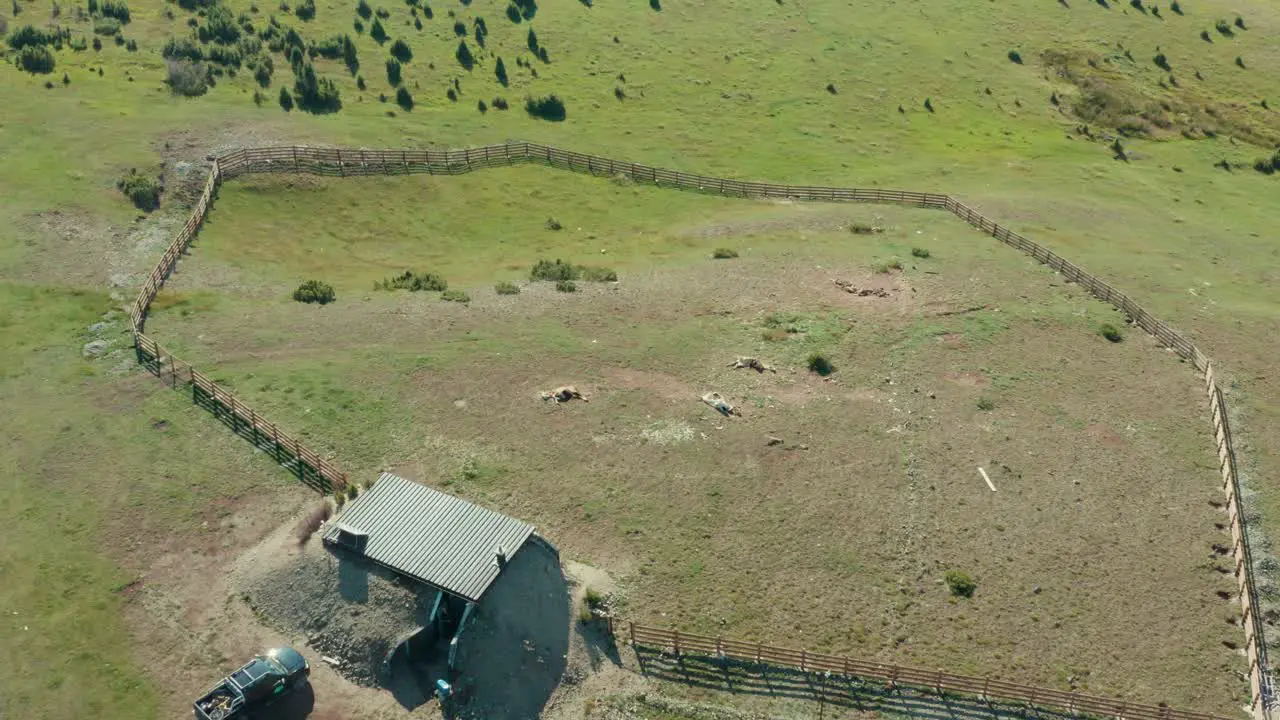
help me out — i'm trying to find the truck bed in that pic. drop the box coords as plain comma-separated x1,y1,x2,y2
193,683,243,720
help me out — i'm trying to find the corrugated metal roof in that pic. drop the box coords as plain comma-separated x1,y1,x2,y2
322,473,535,603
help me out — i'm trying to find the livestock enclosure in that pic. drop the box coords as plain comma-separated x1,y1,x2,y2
131,143,1268,718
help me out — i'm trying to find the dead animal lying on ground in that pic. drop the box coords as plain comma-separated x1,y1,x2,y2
701,392,741,417
541,386,588,404
727,356,776,373
834,279,891,297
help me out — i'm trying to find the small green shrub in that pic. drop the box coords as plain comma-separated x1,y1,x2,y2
584,587,605,609
945,570,976,598
8,24,55,50
494,281,521,295
279,86,294,110
525,94,566,121
1235,56,1246,69
347,483,359,499
555,279,577,293
579,266,617,282
292,62,341,113
98,0,130,22
15,44,55,73
712,248,739,259
492,96,509,110
578,606,593,624
1253,153,1280,175
441,289,470,303
93,18,121,35
1153,53,1170,71
1234,15,1246,30
1007,50,1022,64
293,279,336,305
849,222,881,235
334,489,346,507
162,37,203,61
117,169,161,211
495,56,507,85
294,0,314,19
1099,323,1123,342
390,38,411,62
378,270,447,291
1170,0,1181,14
911,247,930,259
1215,19,1234,37
166,59,210,95
977,396,995,411
530,258,579,282
806,352,834,376
873,257,903,273
455,39,474,69
370,17,387,43
395,86,413,110
544,217,562,230
356,0,371,18
385,57,401,85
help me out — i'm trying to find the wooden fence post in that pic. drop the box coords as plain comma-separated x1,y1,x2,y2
629,621,636,645
673,629,681,656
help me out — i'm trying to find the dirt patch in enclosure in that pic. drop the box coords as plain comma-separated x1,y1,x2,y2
604,368,695,402
1087,423,1127,448
943,370,989,387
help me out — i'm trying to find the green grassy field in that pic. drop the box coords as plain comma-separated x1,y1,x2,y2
2,0,1279,717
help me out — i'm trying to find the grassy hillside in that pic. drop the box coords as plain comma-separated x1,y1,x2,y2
1,0,1278,717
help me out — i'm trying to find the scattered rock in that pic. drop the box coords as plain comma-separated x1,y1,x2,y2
87,322,107,334
83,340,110,358
766,436,784,446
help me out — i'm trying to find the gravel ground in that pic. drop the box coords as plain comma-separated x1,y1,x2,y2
244,542,430,686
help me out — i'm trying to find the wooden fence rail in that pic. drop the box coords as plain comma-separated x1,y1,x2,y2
625,623,1226,720
128,142,1271,717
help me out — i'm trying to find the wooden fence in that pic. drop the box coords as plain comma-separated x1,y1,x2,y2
625,623,1228,720
128,142,1271,717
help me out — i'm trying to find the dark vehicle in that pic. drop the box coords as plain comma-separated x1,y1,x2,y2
193,647,310,720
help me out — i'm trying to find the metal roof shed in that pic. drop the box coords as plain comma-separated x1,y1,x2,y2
322,473,535,603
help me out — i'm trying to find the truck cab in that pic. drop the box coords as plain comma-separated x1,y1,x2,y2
194,648,310,720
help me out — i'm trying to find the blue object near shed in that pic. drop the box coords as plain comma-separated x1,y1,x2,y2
435,679,452,699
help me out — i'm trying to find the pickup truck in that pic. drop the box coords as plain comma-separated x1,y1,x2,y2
193,647,310,720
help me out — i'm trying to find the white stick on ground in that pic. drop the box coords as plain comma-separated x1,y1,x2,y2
978,467,997,492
